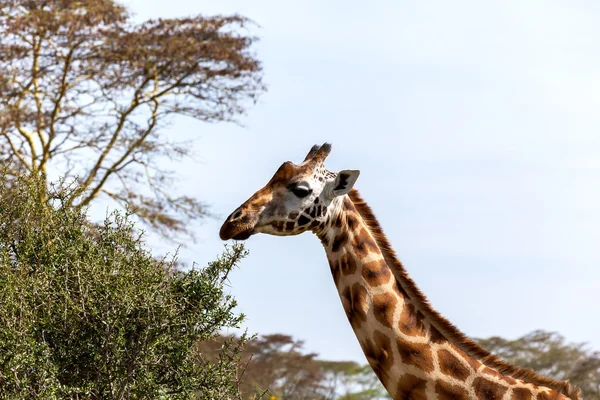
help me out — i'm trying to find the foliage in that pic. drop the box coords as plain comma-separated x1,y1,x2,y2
198,334,390,400
240,334,325,400
0,0,265,238
320,362,389,400
478,330,600,399
200,330,600,400
0,174,249,399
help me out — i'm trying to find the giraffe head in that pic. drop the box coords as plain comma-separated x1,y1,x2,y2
220,143,360,241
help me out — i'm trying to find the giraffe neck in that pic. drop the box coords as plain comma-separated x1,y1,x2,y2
315,193,577,400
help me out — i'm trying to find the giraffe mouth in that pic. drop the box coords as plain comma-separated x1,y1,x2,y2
232,229,253,241
219,215,258,241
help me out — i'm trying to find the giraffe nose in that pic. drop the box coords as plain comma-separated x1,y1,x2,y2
227,209,244,222
220,207,256,241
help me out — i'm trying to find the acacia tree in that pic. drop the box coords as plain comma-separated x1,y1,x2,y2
198,334,391,400
0,0,264,238
478,330,600,399
0,174,250,398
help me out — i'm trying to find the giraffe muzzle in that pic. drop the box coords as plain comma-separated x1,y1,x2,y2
219,210,257,241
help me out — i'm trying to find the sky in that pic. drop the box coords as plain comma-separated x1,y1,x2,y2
119,0,600,363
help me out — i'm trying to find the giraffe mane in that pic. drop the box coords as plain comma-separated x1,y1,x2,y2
348,189,581,400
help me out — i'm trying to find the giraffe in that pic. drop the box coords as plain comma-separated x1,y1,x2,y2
219,143,581,400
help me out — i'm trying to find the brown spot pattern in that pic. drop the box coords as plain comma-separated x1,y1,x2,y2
343,196,354,210
538,390,569,400
435,380,470,400
348,190,581,400
362,330,395,387
362,260,392,286
438,348,471,381
473,377,507,400
309,219,321,229
346,214,358,230
398,303,426,337
396,339,435,373
372,292,398,328
341,283,368,329
396,374,428,400
271,221,284,231
429,325,445,343
352,229,379,259
329,259,342,285
483,366,517,385
339,253,357,277
452,345,482,372
298,214,310,226
331,232,349,252
512,387,533,400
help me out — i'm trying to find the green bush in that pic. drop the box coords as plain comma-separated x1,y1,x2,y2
0,175,248,399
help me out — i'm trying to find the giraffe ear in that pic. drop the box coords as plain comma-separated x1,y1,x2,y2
331,170,360,197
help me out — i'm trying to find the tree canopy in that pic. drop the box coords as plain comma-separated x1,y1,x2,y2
199,334,391,400
0,0,265,238
0,174,249,399
200,330,600,400
478,330,600,400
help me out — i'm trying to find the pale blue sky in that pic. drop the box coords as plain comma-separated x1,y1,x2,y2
120,0,600,363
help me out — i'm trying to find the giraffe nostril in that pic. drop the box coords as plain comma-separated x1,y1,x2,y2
231,210,243,220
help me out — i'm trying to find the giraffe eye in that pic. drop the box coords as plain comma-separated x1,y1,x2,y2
290,185,312,198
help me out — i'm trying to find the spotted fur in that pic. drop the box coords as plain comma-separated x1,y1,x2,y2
348,189,580,400
220,143,581,400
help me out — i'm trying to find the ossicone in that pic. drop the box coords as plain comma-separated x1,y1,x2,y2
304,142,332,162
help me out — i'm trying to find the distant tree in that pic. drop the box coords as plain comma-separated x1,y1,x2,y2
0,0,265,238
320,362,390,400
200,334,327,399
477,330,600,399
0,173,249,399
199,334,390,400
200,330,600,400
318,360,360,399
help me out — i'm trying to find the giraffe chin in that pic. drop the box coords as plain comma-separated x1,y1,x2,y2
232,229,253,241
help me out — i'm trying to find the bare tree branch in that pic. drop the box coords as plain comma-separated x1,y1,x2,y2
0,0,265,239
